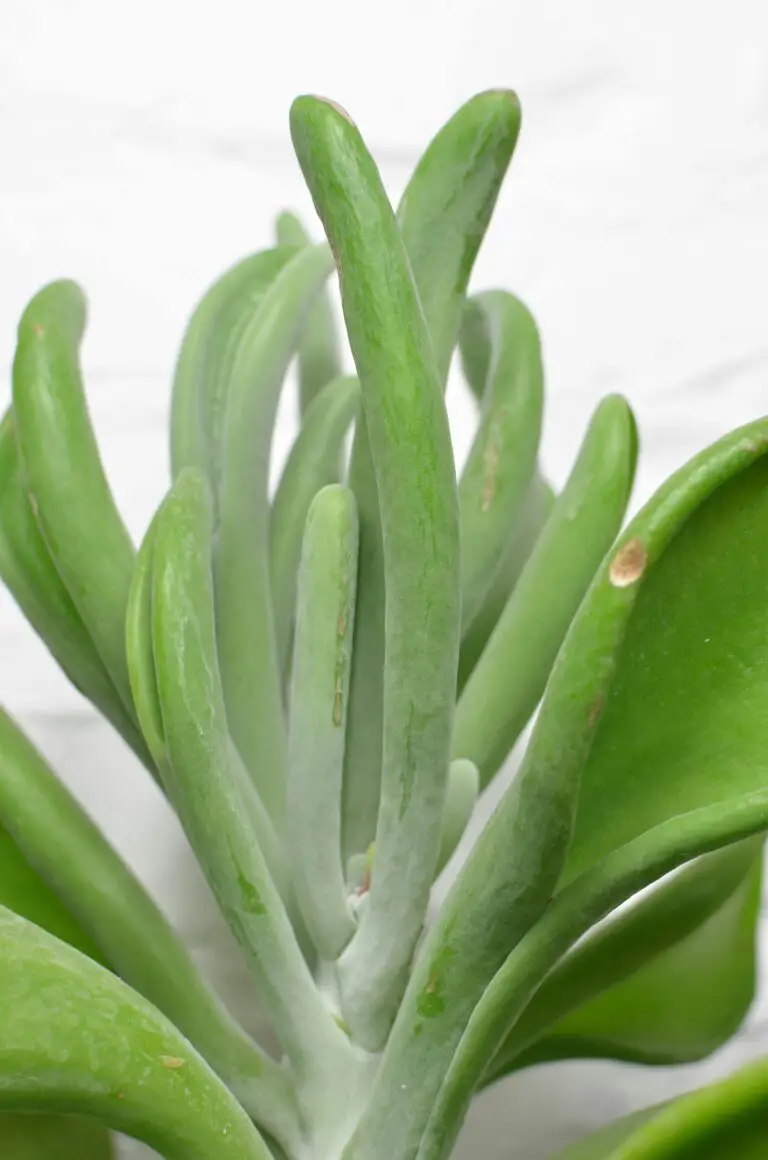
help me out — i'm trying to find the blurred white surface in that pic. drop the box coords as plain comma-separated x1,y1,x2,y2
2,1,768,1156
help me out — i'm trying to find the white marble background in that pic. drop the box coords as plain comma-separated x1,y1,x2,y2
2,1,768,1156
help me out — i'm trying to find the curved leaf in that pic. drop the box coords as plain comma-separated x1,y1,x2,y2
551,1058,768,1159
486,838,763,1081
453,395,636,787
0,907,271,1160
348,417,768,1160
0,705,299,1148
275,211,343,414
342,89,520,867
458,469,555,690
170,248,296,482
270,374,360,674
0,1114,114,1159
215,244,334,821
435,759,479,876
292,96,461,1049
287,484,358,960
458,292,544,633
0,414,153,773
12,282,136,713
151,469,353,1090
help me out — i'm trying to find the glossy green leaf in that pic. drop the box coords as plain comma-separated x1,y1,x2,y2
0,907,271,1160
287,484,358,960
170,248,296,482
458,469,555,691
458,292,544,633
453,395,636,787
0,1113,114,1159
151,469,354,1092
12,282,136,714
551,1058,768,1159
341,89,520,868
349,417,768,1160
0,414,153,773
486,838,763,1082
275,211,343,414
0,704,298,1147
418,794,768,1160
292,96,461,1049
270,374,360,675
435,759,479,876
564,426,768,882
215,244,334,822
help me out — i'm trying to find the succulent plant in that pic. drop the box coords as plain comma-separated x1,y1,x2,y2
0,89,767,1160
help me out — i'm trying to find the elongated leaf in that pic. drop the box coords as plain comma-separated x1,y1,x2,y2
170,248,296,481
292,96,461,1050
0,706,299,1149
151,469,354,1091
0,414,153,773
287,484,358,960
0,1114,113,1159
453,395,636,787
458,469,555,690
551,1058,768,1159
0,907,271,1160
348,417,768,1160
215,245,334,821
397,90,521,385
341,89,520,868
435,760,479,876
275,211,343,414
0,824,105,964
12,282,136,713
270,374,359,674
486,838,763,1082
418,795,768,1160
458,292,544,633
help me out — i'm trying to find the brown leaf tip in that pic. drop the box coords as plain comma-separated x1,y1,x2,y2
316,97,355,126
609,537,647,588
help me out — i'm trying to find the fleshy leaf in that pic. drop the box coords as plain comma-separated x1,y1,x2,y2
275,210,343,414
292,96,461,1050
0,907,272,1160
0,1114,114,1159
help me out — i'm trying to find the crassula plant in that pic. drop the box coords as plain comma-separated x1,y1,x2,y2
1,88,768,1160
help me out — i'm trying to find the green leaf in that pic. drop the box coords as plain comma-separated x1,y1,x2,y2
397,89,521,385
550,1058,768,1159
349,417,768,1160
435,759,479,876
341,88,520,867
287,484,358,960
0,1114,114,1160
214,244,334,822
563,425,768,883
151,469,353,1092
0,908,272,1160
12,282,136,715
458,469,555,691
0,414,154,774
0,704,299,1148
170,248,296,482
270,374,360,676
458,292,544,633
453,395,636,787
486,838,763,1081
291,96,461,1050
275,210,343,414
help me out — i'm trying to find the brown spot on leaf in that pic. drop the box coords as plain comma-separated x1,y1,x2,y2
337,610,347,637
33,323,44,338
319,97,355,125
588,694,604,729
160,1056,185,1070
609,538,647,588
333,676,343,726
481,428,501,512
